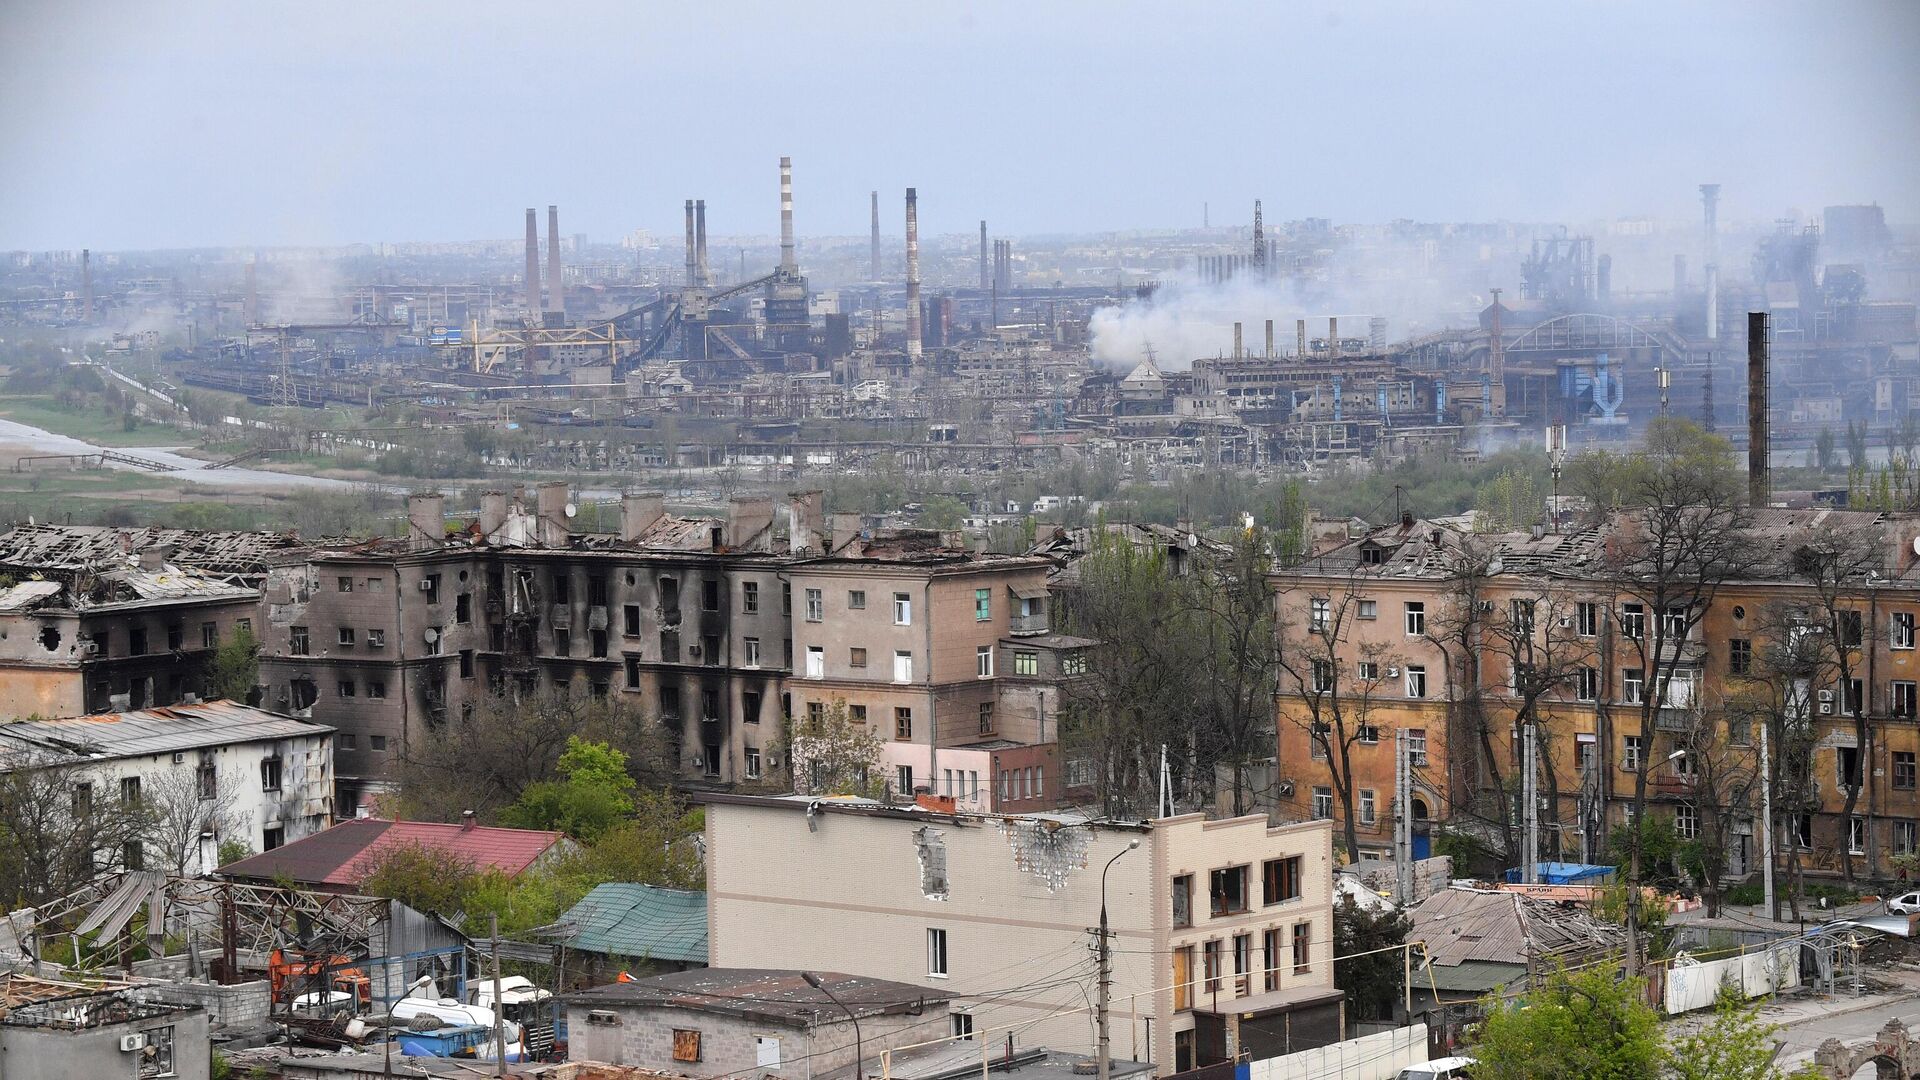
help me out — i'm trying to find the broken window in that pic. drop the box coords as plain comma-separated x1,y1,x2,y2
39,625,61,652
1209,865,1249,916
289,626,309,655
1172,875,1192,927
456,593,471,623
261,757,282,792
1263,856,1302,905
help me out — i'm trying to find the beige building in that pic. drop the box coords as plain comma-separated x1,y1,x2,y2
703,794,1339,1073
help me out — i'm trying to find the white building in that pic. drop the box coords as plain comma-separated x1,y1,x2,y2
703,795,1339,1073
0,700,333,873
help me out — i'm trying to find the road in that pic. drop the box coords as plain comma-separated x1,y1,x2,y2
1769,980,1920,1069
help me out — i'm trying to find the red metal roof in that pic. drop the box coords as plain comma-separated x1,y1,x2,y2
218,817,566,888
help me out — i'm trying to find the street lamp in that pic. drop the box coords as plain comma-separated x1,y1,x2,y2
1097,839,1140,1080
384,974,436,1079
803,971,862,1080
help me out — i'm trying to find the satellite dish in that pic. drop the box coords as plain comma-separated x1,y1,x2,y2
1912,536,1920,557
423,627,440,644
564,503,578,519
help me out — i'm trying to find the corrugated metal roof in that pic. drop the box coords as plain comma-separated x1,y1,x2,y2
0,701,331,761
0,580,63,612
554,883,708,963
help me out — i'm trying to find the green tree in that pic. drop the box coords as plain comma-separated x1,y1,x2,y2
357,841,481,917
1845,420,1869,469
1474,466,1541,530
501,737,636,840
783,699,887,798
1333,895,1410,1023
206,625,259,703
1813,428,1836,471
1471,966,1664,1080
1667,987,1824,1080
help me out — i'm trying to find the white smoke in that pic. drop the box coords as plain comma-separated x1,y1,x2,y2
1088,232,1514,371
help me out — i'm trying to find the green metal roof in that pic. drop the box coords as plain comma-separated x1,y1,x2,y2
558,883,708,964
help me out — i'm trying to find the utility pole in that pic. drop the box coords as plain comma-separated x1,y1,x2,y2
1523,722,1539,884
490,914,506,1074
1761,718,1776,921
1395,729,1413,901
1096,841,1139,1080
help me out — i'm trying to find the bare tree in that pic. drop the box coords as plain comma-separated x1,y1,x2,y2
1191,528,1281,817
0,751,149,909
141,763,250,877
1598,418,1753,973
1276,569,1400,861
1731,607,1828,921
1664,694,1759,917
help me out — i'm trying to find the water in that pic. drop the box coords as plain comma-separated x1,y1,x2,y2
0,417,357,490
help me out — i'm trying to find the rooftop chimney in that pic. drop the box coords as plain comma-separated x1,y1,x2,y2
726,495,775,551
407,493,446,551
536,481,571,547
479,490,508,537
870,191,881,281
81,249,93,323
547,204,565,316
525,209,542,312
979,221,989,291
1748,311,1770,507
788,490,825,554
621,491,666,542
695,199,710,287
461,809,477,831
830,512,864,555
684,200,697,287
905,188,922,361
779,156,797,275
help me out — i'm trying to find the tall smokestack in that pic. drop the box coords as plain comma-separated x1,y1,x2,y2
1265,319,1274,359
870,191,881,280
1252,199,1266,276
245,258,258,325
524,208,542,312
546,205,565,316
81,249,93,323
1748,312,1770,507
695,199,710,286
1233,322,1243,359
905,188,922,360
980,221,989,291
779,156,796,274
1296,319,1306,357
1701,184,1721,341
1329,317,1340,360
684,200,697,286
1705,265,1719,340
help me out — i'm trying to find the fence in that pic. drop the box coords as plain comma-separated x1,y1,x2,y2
1245,1024,1431,1080
1661,941,1799,1015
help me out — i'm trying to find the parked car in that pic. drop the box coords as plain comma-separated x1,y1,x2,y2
1886,891,1920,915
1396,1057,1477,1080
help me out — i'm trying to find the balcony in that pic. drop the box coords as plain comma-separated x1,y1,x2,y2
1010,612,1050,636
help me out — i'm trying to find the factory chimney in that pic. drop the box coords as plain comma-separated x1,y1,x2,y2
1233,322,1243,359
684,200,697,287
524,208,542,312
1296,318,1307,357
1329,317,1340,360
1701,183,1721,340
870,191,881,281
980,221,989,291
905,188,922,360
695,199,710,286
547,205,565,316
1265,319,1274,359
81,249,93,322
1747,311,1770,507
779,156,796,275
1252,200,1266,276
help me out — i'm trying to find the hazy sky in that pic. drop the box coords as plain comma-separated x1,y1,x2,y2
4,0,1916,251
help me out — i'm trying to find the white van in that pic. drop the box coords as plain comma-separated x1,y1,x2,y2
1395,1057,1477,1080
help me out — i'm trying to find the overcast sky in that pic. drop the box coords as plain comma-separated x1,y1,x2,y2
3,0,1916,251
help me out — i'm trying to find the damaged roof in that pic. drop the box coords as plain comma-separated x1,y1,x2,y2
562,968,948,1027
0,701,331,763
219,817,567,889
1411,885,1624,970
0,523,307,580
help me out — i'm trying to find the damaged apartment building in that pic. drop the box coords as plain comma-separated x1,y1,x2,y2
255,485,1073,811
0,525,285,718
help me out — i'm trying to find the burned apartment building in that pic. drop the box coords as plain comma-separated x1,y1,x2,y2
257,485,1069,811
0,527,276,719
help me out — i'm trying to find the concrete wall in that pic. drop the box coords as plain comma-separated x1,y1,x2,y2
565,1002,937,1079
132,979,271,1029
706,800,1336,1069
0,1006,210,1080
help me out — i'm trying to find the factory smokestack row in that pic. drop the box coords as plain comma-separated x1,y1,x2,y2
905,188,922,360
779,157,796,274
547,205,565,316
524,208,542,311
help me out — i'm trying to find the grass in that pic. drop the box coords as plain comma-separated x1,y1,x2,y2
0,395,189,447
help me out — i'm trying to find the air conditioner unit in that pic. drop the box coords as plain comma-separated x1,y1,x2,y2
172,752,185,764
79,642,99,658
1386,666,1401,677
419,579,434,591
1477,601,1495,612
1818,689,1835,714
119,1034,147,1052
1276,779,1296,797
1558,616,1574,628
